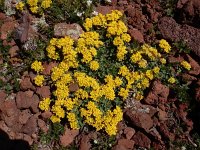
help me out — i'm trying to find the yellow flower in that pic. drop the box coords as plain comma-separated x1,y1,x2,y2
145,70,154,80
92,13,107,27
90,89,102,101
67,112,79,129
114,76,123,87
118,88,129,100
131,52,142,63
51,67,65,81
135,92,144,100
31,10,183,136
105,124,117,136
102,85,115,100
136,83,142,89
46,45,59,60
141,78,150,88
81,101,104,130
63,98,75,111
168,77,176,84
27,0,38,7
16,2,25,11
54,99,65,106
82,51,93,63
41,0,52,9
159,39,171,53
50,115,61,123
59,73,72,84
30,6,39,13
84,18,93,31
118,65,130,77
107,20,127,36
89,47,97,56
153,66,160,74
121,33,131,42
31,60,44,73
104,75,116,89
50,38,57,45
104,106,123,135
75,89,89,99
34,75,44,86
181,61,191,70
51,105,65,118
54,86,69,99
117,45,127,61
132,71,140,81
90,60,99,71
106,10,123,21
39,98,51,111
113,36,124,46
138,59,147,68
160,58,166,64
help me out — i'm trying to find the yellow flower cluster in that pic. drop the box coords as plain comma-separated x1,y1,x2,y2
181,61,191,70
41,0,52,9
34,75,44,86
168,77,176,84
117,63,161,100
83,10,130,61
89,76,119,101
118,88,129,100
48,97,79,128
45,37,78,102
80,101,103,130
16,2,25,11
90,60,99,71
74,72,100,90
27,0,39,13
26,0,52,13
51,105,65,118
160,58,167,64
31,60,44,73
30,10,193,137
47,37,78,69
53,72,73,100
39,98,51,111
131,44,161,67
104,106,123,135
159,39,171,53
83,10,123,31
31,60,45,86
29,11,130,135
76,31,103,63
107,19,130,61
75,89,89,100
81,101,123,135
50,115,61,123
67,112,79,129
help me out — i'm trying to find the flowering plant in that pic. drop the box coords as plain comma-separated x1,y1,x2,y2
31,10,192,136
16,0,52,14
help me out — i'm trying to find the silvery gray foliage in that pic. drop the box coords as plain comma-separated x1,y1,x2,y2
4,0,20,15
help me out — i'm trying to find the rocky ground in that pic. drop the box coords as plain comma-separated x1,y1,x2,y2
0,0,200,150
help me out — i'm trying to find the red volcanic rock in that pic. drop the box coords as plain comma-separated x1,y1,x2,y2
22,115,37,136
36,86,51,98
124,109,153,132
128,28,144,43
16,91,34,109
59,128,79,147
124,127,135,140
133,131,151,148
20,77,34,91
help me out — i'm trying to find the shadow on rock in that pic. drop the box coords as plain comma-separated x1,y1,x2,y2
0,129,30,150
